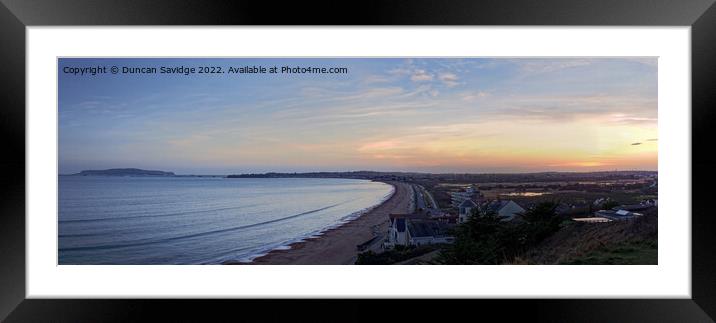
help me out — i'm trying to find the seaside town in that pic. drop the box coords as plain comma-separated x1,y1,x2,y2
59,58,658,266
63,168,658,265
230,170,658,265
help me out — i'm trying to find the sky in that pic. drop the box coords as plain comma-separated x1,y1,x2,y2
58,57,657,175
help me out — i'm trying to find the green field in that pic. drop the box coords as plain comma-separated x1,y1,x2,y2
563,240,657,265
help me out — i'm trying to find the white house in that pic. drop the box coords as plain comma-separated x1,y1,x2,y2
594,209,643,221
458,199,478,224
482,200,525,221
385,215,408,247
385,216,455,248
641,199,658,207
406,219,455,246
451,185,480,208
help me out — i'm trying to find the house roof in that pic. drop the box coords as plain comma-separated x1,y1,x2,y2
407,219,451,238
485,200,510,212
389,214,409,224
395,218,406,232
596,209,642,220
614,209,642,217
458,199,477,208
612,204,650,211
596,210,616,216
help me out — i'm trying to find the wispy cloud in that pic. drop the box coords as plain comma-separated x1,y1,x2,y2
438,72,460,87
59,57,658,174
461,91,490,101
513,58,594,76
410,69,434,82
481,94,657,125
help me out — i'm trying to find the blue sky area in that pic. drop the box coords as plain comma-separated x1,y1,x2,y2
59,58,657,175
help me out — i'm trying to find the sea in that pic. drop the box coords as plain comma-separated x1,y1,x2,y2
58,176,394,264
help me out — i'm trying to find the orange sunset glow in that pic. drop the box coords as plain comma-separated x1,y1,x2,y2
59,58,657,174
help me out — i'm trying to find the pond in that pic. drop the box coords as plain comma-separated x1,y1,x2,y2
501,192,551,197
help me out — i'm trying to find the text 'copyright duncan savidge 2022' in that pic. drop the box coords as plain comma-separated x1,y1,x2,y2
61,64,350,77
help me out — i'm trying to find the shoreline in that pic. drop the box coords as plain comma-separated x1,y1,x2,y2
239,180,412,265
229,182,396,263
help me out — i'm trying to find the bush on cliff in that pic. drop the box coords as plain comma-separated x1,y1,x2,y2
438,201,562,265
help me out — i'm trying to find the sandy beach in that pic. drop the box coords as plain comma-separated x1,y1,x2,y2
249,181,412,265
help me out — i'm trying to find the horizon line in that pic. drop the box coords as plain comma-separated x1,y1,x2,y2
59,168,658,177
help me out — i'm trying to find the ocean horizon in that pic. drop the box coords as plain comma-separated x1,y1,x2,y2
58,176,394,264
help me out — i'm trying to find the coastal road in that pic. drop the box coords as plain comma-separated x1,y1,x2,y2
413,184,441,216
250,181,413,265
414,184,427,210
423,187,438,210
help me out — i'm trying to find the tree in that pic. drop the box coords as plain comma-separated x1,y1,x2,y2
601,200,620,210
438,208,506,264
519,201,562,245
438,201,563,265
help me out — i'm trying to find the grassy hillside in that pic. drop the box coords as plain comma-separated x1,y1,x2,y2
515,209,657,265
359,204,657,265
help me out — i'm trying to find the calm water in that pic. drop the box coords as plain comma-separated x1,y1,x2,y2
58,176,394,264
502,192,551,197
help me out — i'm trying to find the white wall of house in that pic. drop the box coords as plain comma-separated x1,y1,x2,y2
458,206,474,224
396,230,407,245
408,235,454,246
389,224,408,246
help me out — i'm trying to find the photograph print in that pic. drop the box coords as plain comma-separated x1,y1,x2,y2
58,57,658,265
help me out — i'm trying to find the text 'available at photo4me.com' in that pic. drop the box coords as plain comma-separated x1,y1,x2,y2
62,63,350,77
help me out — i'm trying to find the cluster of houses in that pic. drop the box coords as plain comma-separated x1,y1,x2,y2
587,198,657,222
452,185,526,223
381,184,658,249
450,185,481,208
383,214,455,248
383,185,527,249
458,199,525,223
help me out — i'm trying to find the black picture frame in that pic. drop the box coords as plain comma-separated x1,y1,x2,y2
1,0,715,321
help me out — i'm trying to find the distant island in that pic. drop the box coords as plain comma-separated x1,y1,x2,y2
71,168,175,177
